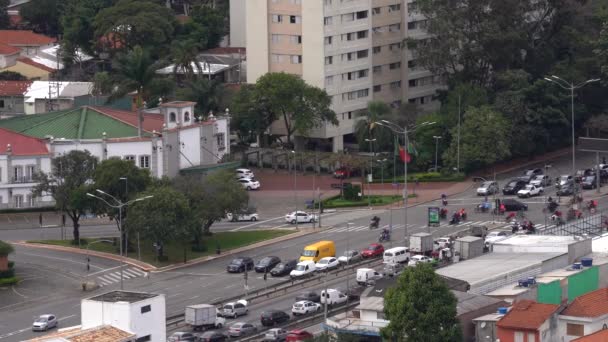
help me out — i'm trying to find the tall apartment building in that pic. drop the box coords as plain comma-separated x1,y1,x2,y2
230,0,443,152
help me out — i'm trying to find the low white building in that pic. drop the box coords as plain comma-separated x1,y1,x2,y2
81,291,166,342
558,288,608,341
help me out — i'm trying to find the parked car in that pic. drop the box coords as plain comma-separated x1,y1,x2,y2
337,250,362,264
476,181,498,196
530,175,551,187
556,175,574,188
239,178,260,190
199,331,228,342
501,199,528,211
226,257,254,273
32,314,58,332
285,211,318,224
333,167,351,179
582,175,599,189
295,291,321,303
263,328,288,342
361,243,384,258
383,262,405,277
557,184,575,196
270,259,298,277
292,300,321,316
290,260,316,278
255,256,282,273
518,174,534,183
484,231,511,247
286,329,314,342
408,255,433,266
502,179,528,195
320,289,348,305
226,212,259,222
435,237,451,249
575,169,594,183
167,332,197,342
315,257,339,271
517,184,543,198
524,168,543,177
261,310,290,327
221,300,248,318
228,322,257,337
236,168,254,179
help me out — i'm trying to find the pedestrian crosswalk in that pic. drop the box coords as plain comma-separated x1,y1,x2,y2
96,267,147,287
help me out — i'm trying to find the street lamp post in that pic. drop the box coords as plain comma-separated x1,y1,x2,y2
377,159,387,188
86,191,153,290
433,136,442,172
291,150,298,230
365,138,376,208
85,239,113,283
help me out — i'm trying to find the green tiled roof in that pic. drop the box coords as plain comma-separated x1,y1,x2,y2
0,107,147,139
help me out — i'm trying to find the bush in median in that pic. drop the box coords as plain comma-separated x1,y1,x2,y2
0,276,19,286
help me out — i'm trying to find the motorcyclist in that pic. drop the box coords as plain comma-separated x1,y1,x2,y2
588,199,598,209
479,200,491,212
450,212,460,225
440,207,448,219
370,216,380,229
459,208,467,221
441,193,448,206
379,228,390,241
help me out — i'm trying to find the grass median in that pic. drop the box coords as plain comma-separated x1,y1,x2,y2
27,230,294,267
322,194,414,208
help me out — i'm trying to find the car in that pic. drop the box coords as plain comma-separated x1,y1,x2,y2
383,262,405,277
286,329,314,342
557,184,575,196
239,178,260,190
226,257,254,273
285,211,318,224
524,168,543,177
333,167,351,179
435,237,451,248
228,322,257,337
338,250,362,264
530,175,551,187
556,175,574,188
199,331,228,342
501,199,528,211
236,168,254,179
361,243,384,258
320,289,348,305
575,169,594,182
261,310,290,327
263,328,288,342
292,300,321,315
408,255,433,266
168,332,197,342
502,179,528,195
476,181,498,196
270,259,298,277
356,268,383,285
221,300,248,318
255,256,282,273
226,212,259,222
32,314,58,332
290,260,316,278
517,184,543,198
295,291,321,303
484,230,511,247
315,257,339,271
582,175,599,189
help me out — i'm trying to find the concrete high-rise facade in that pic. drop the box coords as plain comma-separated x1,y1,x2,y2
230,0,444,152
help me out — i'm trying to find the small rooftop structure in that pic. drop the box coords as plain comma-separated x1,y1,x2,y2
0,30,55,47
89,290,158,304
26,325,135,342
496,300,560,330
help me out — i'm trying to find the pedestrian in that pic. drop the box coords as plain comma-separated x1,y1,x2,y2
144,271,149,279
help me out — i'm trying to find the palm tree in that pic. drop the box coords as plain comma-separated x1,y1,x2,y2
170,40,202,84
354,101,395,152
176,78,226,116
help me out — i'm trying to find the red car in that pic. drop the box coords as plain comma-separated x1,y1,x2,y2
361,243,384,258
286,329,314,341
333,167,351,179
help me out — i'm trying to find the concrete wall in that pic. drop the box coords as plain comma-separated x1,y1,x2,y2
567,239,593,264
229,0,247,47
458,302,507,342
245,0,269,83
0,95,25,116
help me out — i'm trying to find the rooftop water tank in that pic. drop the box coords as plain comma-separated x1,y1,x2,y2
581,258,593,267
497,307,508,315
573,263,582,270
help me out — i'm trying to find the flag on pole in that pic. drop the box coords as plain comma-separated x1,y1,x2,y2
394,136,411,163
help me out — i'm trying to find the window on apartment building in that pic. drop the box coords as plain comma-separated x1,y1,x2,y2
389,24,401,32
324,16,333,25
343,72,354,81
26,165,35,181
26,194,34,207
136,336,151,342
408,60,417,69
348,112,352,119
357,30,368,39
324,36,333,45
325,76,334,86
408,2,418,13
408,79,417,87
344,32,355,41
408,22,416,30
389,62,401,70
13,165,22,182
373,65,382,74
514,332,524,342
291,55,302,64
343,52,355,61
372,46,381,54
290,35,302,44
373,85,381,92
408,98,417,104
124,155,135,163
358,69,368,78
389,43,401,51
342,13,354,22
325,56,333,65
0,100,4,108
356,11,368,19
271,34,281,43
272,14,282,23
357,89,369,98
566,323,584,337
324,0,332,5
372,7,381,15
357,49,368,58
14,195,23,209
388,4,401,12
139,155,150,169
271,54,284,63
290,15,301,24
390,81,401,89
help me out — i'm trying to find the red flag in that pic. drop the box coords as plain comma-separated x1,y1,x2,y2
399,146,411,163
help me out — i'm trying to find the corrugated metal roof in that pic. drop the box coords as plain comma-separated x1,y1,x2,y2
453,290,504,316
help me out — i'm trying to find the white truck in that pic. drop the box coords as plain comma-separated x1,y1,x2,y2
409,233,433,254
185,304,225,331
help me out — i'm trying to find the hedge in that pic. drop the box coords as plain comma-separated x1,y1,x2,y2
374,172,466,183
0,268,15,278
322,194,414,209
0,206,56,214
0,277,18,286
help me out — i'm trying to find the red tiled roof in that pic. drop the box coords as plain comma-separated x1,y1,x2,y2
0,80,32,96
497,300,560,330
90,106,165,133
0,43,20,55
562,288,608,318
204,47,245,55
572,329,608,342
0,30,56,46
0,127,48,155
17,57,55,72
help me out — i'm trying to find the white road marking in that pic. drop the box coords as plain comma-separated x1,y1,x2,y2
19,252,103,270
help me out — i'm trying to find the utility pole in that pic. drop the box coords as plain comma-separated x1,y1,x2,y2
457,94,461,173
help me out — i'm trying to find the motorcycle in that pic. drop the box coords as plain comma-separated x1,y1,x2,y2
567,209,583,221
506,212,516,222
449,213,461,225
475,204,490,213
370,216,380,230
439,208,448,219
587,200,597,214
378,229,391,242
442,198,448,206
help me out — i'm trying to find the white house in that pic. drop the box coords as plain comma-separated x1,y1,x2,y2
558,288,608,341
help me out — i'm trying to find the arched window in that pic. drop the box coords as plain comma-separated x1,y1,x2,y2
184,111,190,122
169,112,176,122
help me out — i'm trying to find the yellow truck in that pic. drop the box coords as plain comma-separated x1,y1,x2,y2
299,241,336,262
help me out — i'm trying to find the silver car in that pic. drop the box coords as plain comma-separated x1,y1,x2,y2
32,314,58,331
229,322,258,337
263,328,288,342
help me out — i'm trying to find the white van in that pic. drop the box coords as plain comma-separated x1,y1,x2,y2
383,247,410,264
356,268,382,286
290,260,316,278
320,289,347,305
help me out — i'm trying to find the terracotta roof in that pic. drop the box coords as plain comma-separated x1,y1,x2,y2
204,47,245,55
0,127,48,155
497,300,560,330
91,106,164,133
27,325,135,342
17,57,55,72
0,30,56,46
572,329,608,342
562,288,608,318
0,80,31,96
0,43,20,55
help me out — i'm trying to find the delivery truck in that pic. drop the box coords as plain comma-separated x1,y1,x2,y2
185,304,225,331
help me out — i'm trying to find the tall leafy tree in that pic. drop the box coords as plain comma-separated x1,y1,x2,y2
20,0,63,36
32,151,98,243
354,101,397,153
382,264,461,342
0,0,10,29
231,84,276,146
170,40,202,83
175,78,227,115
61,0,116,60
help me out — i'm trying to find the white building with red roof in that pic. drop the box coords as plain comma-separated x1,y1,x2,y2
0,80,31,116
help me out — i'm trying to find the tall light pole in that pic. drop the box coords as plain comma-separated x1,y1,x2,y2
376,120,435,244
457,94,461,173
87,191,153,290
120,177,128,258
543,76,600,182
291,150,298,230
433,136,442,172
365,138,376,207
377,159,387,187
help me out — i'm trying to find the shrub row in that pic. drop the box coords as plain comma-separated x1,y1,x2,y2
0,277,19,286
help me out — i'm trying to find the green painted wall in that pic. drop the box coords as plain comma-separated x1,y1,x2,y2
568,266,599,302
538,280,562,305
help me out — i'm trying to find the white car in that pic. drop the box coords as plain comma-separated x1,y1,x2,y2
338,250,362,264
315,257,339,271
484,230,511,247
290,261,316,278
517,184,543,198
530,175,550,187
476,181,498,196
238,178,260,190
236,168,254,179
285,211,318,224
226,212,259,222
408,255,433,266
320,289,348,305
435,237,451,248
291,300,321,315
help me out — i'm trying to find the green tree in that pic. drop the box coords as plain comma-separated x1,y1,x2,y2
175,78,227,115
20,0,63,36
32,150,97,243
170,40,202,83
126,186,195,259
187,5,226,50
0,0,10,29
0,240,13,272
442,106,511,172
173,172,249,239
230,84,276,146
382,264,461,342
354,101,395,153
0,71,27,81
61,0,116,59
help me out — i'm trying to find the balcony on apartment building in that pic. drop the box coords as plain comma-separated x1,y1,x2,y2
324,7,371,37
372,24,404,46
